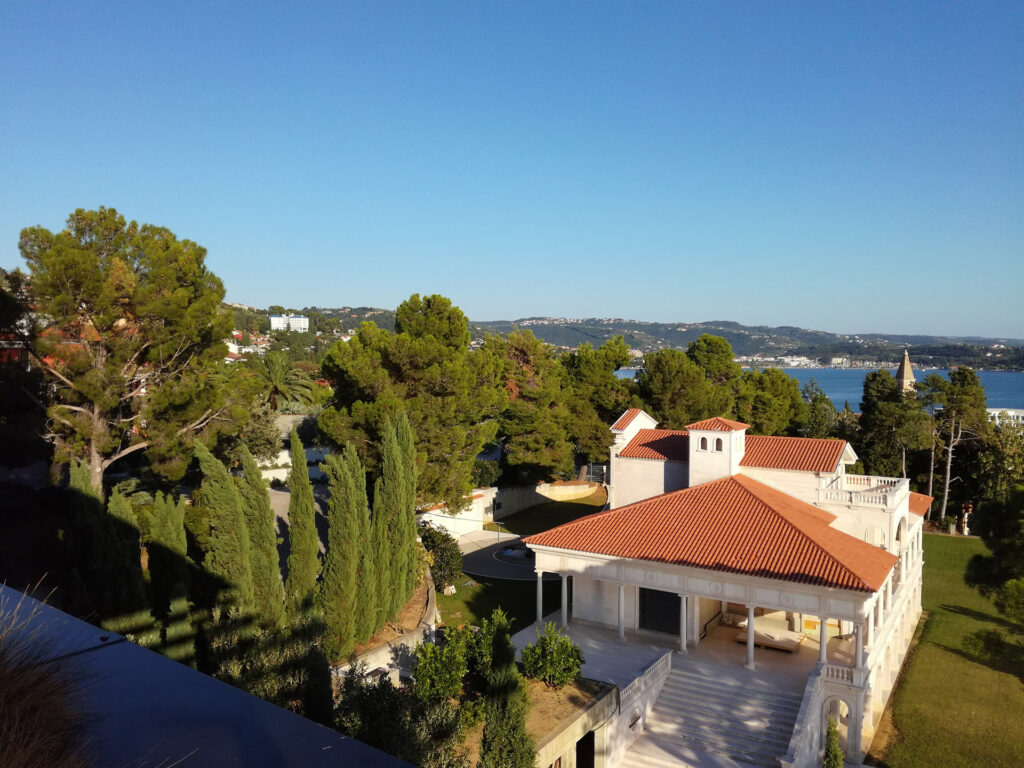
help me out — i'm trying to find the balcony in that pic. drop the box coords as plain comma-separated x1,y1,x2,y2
816,474,909,512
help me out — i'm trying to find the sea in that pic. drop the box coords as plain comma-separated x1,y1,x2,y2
615,368,1024,411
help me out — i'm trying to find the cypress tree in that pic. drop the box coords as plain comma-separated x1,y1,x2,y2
376,419,400,622
320,451,359,659
285,426,320,613
149,492,190,618
396,412,419,601
193,441,255,609
239,446,286,628
351,445,378,644
479,619,534,768
163,583,196,666
104,489,147,615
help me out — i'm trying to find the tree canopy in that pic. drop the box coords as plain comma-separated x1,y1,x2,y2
319,294,504,512
17,207,235,492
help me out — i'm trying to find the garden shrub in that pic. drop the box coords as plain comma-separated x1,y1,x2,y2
418,522,462,589
520,621,584,688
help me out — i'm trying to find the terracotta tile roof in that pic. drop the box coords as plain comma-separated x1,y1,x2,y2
685,417,751,432
908,492,933,517
619,429,689,461
741,436,847,474
525,475,896,592
611,408,643,430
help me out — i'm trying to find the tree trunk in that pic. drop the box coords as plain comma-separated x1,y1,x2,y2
901,444,907,479
938,421,960,522
89,409,105,495
926,440,935,520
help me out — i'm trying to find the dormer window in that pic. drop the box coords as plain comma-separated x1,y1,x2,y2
715,438,723,452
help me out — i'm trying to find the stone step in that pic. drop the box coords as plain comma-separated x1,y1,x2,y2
620,735,765,768
638,724,784,768
645,713,791,755
646,703,794,750
667,667,804,707
661,679,802,718
655,684,800,725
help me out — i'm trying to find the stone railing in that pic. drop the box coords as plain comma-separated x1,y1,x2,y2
824,662,867,687
619,650,672,712
817,475,909,511
780,663,826,768
866,558,922,671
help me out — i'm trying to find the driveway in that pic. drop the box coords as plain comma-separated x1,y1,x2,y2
458,529,558,582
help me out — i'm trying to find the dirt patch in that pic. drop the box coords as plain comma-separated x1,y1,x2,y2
460,678,602,765
351,580,430,657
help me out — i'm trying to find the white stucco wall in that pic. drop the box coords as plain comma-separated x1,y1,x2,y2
609,457,687,509
738,465,831,503
573,577,638,629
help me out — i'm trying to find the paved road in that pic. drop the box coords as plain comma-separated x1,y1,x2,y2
458,530,558,582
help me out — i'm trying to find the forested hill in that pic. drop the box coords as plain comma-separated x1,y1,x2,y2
290,307,1024,369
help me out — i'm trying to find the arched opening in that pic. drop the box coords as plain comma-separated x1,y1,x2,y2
714,438,723,452
699,437,708,451
864,527,886,548
895,517,907,552
823,696,852,755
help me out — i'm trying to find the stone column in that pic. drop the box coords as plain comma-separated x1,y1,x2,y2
535,571,544,624
866,610,874,649
560,573,569,628
617,584,625,642
679,594,688,653
855,622,864,669
885,577,893,611
745,604,756,670
819,616,828,663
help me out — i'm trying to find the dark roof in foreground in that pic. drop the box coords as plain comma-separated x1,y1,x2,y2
0,585,411,768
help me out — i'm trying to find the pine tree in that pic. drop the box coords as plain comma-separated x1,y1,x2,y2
396,412,420,601
480,619,534,768
285,426,320,613
320,451,359,659
239,446,286,628
193,441,255,609
351,445,378,645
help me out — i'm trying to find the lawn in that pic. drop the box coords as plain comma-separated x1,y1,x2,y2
439,488,606,633
872,534,1024,768
483,487,607,537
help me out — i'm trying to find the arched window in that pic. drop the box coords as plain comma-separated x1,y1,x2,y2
700,437,708,451
715,438,723,452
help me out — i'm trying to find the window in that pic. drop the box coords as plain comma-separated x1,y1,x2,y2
715,438,723,452
700,437,708,450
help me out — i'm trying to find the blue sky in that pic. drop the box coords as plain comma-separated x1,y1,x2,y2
1,2,1021,337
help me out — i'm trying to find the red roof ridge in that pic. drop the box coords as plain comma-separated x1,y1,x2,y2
525,475,896,592
685,416,751,431
611,408,643,430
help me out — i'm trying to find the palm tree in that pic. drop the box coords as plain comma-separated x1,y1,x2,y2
255,351,315,410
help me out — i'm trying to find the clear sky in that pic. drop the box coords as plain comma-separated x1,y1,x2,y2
1,2,1021,337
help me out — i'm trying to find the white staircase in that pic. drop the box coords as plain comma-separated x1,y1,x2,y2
619,661,802,768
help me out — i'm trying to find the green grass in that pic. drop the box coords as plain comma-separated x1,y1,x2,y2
878,534,1024,768
482,488,607,537
435,573,560,635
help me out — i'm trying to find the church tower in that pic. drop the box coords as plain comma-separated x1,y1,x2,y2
896,350,915,393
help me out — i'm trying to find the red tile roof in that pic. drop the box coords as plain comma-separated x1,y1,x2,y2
685,417,751,431
741,436,847,474
908,492,933,517
619,429,690,461
611,408,643,431
525,475,896,592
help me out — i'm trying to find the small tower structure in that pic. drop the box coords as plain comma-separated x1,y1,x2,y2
685,417,749,486
896,350,915,393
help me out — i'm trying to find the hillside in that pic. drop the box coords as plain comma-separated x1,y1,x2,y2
280,307,1024,370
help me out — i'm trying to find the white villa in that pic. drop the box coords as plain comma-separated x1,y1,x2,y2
522,409,928,768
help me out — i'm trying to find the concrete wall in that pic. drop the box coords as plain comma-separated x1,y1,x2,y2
573,577,637,630
534,684,617,768
607,652,673,767
609,457,687,509
418,482,601,539
260,445,331,483
738,465,830,503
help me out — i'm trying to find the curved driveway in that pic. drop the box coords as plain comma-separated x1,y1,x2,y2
458,530,559,582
